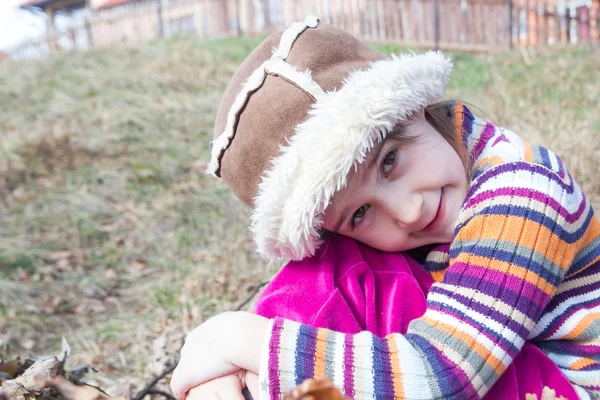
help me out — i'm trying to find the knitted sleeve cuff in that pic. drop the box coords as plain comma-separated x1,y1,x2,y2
258,318,274,400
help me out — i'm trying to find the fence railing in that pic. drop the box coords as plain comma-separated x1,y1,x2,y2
514,0,600,46
4,0,600,62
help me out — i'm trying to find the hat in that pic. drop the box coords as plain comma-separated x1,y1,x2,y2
207,16,452,261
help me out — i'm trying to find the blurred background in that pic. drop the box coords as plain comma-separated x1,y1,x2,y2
0,0,599,397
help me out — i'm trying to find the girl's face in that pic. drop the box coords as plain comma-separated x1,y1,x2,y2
323,109,468,252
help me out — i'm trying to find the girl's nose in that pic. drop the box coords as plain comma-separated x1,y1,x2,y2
381,190,423,228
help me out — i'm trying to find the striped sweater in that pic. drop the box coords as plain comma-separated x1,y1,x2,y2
257,102,600,399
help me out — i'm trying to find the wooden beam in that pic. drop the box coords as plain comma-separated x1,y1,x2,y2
46,6,55,35
47,0,86,11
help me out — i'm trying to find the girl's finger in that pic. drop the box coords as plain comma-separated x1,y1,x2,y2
246,371,260,399
186,377,246,400
170,363,195,400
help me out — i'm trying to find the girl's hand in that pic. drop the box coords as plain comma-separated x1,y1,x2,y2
185,371,260,400
170,311,268,400
186,373,245,400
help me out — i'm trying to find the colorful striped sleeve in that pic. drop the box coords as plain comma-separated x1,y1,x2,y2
259,159,600,399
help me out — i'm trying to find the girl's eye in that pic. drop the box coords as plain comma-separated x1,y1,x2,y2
381,150,396,176
351,205,370,228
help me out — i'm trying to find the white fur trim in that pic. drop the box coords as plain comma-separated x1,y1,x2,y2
264,58,325,99
206,17,320,177
206,63,267,176
251,51,453,261
273,15,319,60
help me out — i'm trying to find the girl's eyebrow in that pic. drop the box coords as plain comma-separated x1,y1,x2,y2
330,139,387,232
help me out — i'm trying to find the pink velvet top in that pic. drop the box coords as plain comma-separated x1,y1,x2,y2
255,233,578,399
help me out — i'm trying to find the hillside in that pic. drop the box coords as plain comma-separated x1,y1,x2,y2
0,37,598,394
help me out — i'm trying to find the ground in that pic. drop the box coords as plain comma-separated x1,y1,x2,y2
0,36,598,396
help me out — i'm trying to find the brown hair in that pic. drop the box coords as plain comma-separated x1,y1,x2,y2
425,101,472,178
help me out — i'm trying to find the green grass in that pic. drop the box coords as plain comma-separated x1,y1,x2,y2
0,35,598,395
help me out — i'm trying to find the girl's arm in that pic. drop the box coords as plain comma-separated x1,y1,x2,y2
264,161,598,399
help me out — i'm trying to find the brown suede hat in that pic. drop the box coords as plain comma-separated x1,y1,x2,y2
207,16,453,261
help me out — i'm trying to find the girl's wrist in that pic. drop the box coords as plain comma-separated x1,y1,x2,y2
226,311,270,373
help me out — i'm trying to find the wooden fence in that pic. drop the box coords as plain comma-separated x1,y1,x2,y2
5,0,600,61
514,0,600,46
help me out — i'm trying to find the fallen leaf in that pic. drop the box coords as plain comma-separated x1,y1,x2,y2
284,377,349,400
50,251,71,261
20,339,34,350
57,337,71,363
130,259,147,272
1,357,60,400
526,386,568,400
183,277,200,295
104,268,117,279
13,268,30,282
0,359,22,378
56,258,72,271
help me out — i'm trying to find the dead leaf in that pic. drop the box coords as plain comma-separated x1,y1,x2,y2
47,376,108,400
130,259,147,272
49,376,129,399
20,338,34,350
50,251,71,261
284,377,349,400
57,337,71,363
13,268,30,282
183,277,200,295
0,359,22,378
1,357,60,400
73,299,107,315
104,268,117,279
56,258,72,271
526,386,568,400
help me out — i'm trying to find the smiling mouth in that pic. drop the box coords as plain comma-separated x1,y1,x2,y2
422,188,445,233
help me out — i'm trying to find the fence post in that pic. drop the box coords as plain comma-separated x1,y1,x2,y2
433,0,440,50
85,16,94,49
597,0,600,41
508,0,513,49
157,0,164,37
594,0,600,41
585,4,591,42
566,7,571,43
555,4,561,43
263,0,271,28
236,0,242,36
204,0,210,36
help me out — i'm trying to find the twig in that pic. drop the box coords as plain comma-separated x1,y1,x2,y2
145,389,177,400
133,362,178,400
235,281,270,311
78,381,110,397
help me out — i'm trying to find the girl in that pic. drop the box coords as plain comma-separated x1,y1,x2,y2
171,16,600,399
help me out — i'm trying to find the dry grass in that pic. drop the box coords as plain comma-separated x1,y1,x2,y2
0,37,598,395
